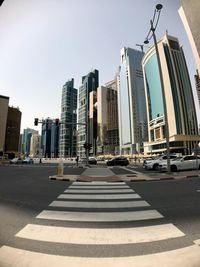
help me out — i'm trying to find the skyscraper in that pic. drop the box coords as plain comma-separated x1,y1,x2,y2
142,33,198,155
22,128,38,156
96,78,119,155
179,0,200,72
77,69,99,157
59,79,77,158
5,106,21,159
41,118,52,158
0,95,9,158
117,47,148,156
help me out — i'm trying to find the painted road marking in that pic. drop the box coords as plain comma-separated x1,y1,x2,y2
68,185,130,189
36,209,163,222
64,188,134,193
57,193,141,200
49,200,150,208
16,223,185,244
1,245,200,267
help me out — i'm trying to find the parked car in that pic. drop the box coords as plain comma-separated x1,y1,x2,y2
143,154,178,170
22,157,34,164
159,155,200,172
106,157,129,166
10,158,23,164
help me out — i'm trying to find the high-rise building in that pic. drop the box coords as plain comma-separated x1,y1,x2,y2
41,119,52,158
59,79,77,158
179,0,200,72
77,69,99,157
22,128,38,156
194,70,200,108
5,106,21,159
96,78,119,155
0,95,9,158
30,133,40,157
117,47,148,156
142,33,199,155
51,123,59,158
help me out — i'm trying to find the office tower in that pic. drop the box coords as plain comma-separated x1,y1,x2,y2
194,70,200,108
5,106,21,159
59,79,77,158
30,133,40,157
41,118,52,158
96,78,119,155
179,0,200,72
117,47,148,156
77,69,99,157
142,33,198,155
22,128,38,156
51,123,59,158
0,95,9,158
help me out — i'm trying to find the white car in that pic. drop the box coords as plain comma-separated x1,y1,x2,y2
159,155,200,172
143,154,178,170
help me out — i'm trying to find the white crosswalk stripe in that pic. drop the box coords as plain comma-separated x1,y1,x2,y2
0,180,196,266
16,223,184,244
49,200,150,208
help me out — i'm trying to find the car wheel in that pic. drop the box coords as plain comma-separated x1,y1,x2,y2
153,163,159,170
171,165,177,172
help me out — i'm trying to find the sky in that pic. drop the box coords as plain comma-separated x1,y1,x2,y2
0,0,199,133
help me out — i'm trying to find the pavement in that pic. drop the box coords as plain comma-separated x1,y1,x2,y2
49,164,200,182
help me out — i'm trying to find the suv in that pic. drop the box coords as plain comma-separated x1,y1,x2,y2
159,155,200,172
143,154,178,170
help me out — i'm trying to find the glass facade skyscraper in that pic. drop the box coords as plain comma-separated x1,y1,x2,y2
59,79,77,158
142,34,198,154
117,47,148,155
77,70,99,157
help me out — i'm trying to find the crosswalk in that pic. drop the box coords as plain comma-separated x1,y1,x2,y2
0,181,200,266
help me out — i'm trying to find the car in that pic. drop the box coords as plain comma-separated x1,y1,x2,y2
159,155,200,172
88,157,97,164
106,157,129,166
79,157,97,164
22,157,34,164
9,157,23,164
143,154,178,170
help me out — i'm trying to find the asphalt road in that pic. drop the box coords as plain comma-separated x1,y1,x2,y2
0,164,200,266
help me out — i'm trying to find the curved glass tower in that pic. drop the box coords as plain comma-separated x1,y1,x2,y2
142,34,198,155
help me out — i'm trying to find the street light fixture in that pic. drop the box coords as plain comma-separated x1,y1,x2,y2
144,4,171,173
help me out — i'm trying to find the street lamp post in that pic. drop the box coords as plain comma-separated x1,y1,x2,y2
144,4,170,173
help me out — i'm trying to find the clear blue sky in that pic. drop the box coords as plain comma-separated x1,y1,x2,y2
0,0,199,133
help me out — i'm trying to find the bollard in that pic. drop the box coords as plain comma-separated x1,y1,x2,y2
57,159,64,177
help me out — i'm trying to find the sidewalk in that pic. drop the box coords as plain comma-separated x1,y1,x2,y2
49,166,200,182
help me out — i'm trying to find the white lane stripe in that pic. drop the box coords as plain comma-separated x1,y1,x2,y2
1,245,200,267
36,209,163,222
64,189,134,193
49,200,150,208
16,223,185,244
57,193,141,200
69,185,130,189
73,182,126,185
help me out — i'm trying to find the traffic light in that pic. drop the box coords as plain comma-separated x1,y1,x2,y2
55,118,59,126
34,118,38,126
83,143,87,149
88,144,92,151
